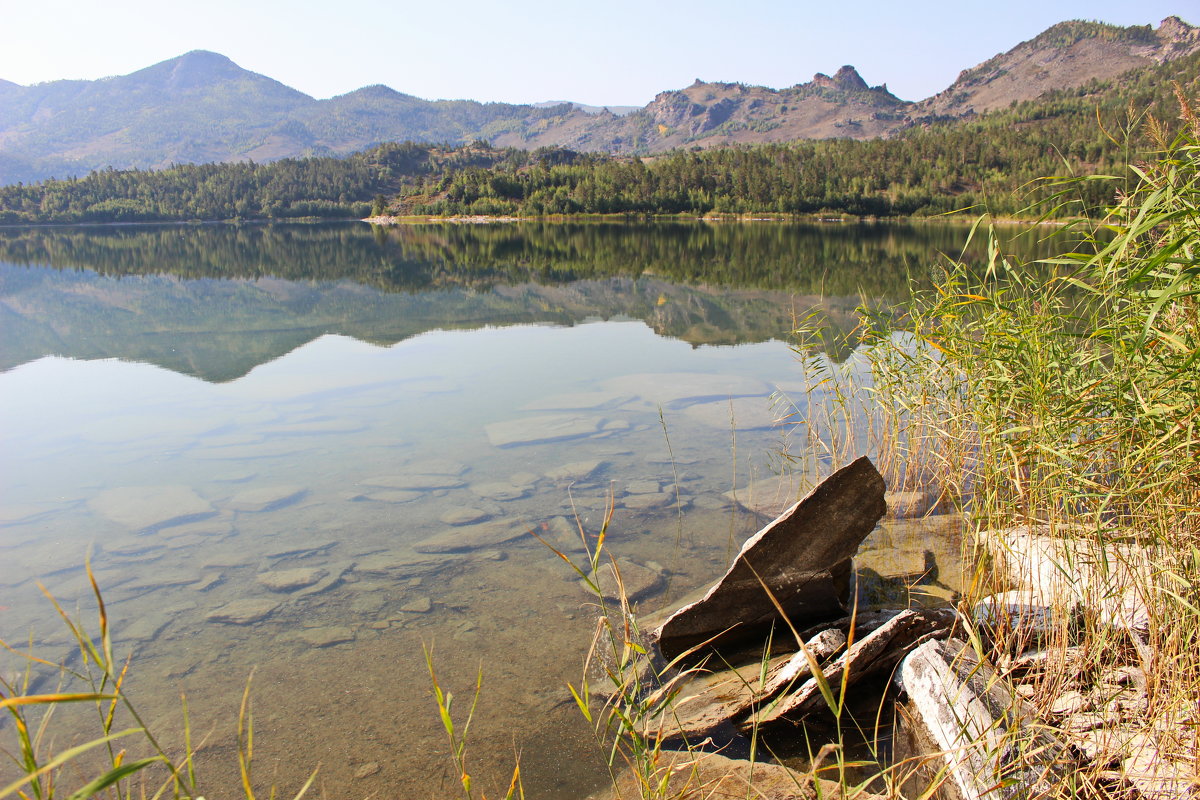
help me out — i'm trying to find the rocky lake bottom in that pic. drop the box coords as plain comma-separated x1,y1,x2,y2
0,222,1007,797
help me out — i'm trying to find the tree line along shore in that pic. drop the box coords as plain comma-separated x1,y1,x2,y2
0,50,1194,226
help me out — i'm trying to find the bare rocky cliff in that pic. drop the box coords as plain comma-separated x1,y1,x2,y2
916,16,1200,119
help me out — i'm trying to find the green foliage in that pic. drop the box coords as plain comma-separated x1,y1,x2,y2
2,51,1195,224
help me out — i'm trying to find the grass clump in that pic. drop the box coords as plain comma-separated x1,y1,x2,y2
0,562,316,800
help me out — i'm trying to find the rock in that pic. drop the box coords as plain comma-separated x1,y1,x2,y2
599,373,771,409
89,486,215,532
485,414,607,448
158,519,234,540
351,490,423,504
1049,690,1090,716
103,537,166,558
227,485,307,512
681,396,783,431
353,762,381,780
654,457,886,660
855,548,931,582
191,572,224,591
298,626,355,648
653,628,846,742
295,560,355,597
439,507,492,525
207,599,280,625
979,525,1151,635
266,419,365,435
972,589,1069,646
257,568,326,592
544,459,608,483
210,471,257,483
354,552,448,576
0,503,60,526
470,481,532,501
621,491,674,511
413,520,531,553
350,593,386,614
590,751,876,800
521,391,635,411
1120,733,1194,800
884,490,938,519
590,560,665,603
399,596,432,613
895,638,1066,800
724,472,810,519
360,474,465,490
750,608,957,725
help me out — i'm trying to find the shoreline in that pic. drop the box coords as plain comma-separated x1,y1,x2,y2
0,212,1074,230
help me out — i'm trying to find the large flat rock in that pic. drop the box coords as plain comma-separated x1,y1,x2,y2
228,485,307,512
360,473,465,490
207,598,280,625
600,372,771,409
413,520,531,553
654,457,886,659
89,485,215,532
681,396,784,431
485,414,606,448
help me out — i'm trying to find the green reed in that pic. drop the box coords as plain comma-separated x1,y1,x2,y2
0,562,317,800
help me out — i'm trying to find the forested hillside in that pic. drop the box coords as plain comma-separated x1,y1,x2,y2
0,49,1194,224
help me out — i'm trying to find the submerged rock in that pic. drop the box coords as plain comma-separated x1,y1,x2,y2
413,520,531,553
655,457,886,659
470,481,532,501
681,396,783,430
884,490,938,519
207,598,280,625
228,485,307,512
591,751,876,800
297,626,355,648
89,485,214,532
544,459,608,483
439,507,493,526
257,567,326,592
485,413,607,448
360,473,465,490
591,559,665,603
599,372,771,409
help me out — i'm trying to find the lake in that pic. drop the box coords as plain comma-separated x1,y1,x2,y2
0,221,1060,798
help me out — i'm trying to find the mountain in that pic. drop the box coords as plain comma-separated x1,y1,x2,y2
0,51,594,183
1,16,1197,185
916,16,1200,119
493,67,907,153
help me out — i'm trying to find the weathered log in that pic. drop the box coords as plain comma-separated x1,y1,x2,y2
648,628,846,743
746,607,957,727
895,638,1068,800
654,457,886,660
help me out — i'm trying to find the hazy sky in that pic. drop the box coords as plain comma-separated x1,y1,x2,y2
2,1,1193,105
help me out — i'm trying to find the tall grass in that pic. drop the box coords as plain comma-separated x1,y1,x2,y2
0,562,317,800
833,102,1200,795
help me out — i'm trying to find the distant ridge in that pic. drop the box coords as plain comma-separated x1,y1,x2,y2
0,16,1196,185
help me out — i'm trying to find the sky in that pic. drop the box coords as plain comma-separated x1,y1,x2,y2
2,1,1195,106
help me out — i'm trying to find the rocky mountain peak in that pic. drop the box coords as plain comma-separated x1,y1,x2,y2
811,65,869,93
1158,16,1199,46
